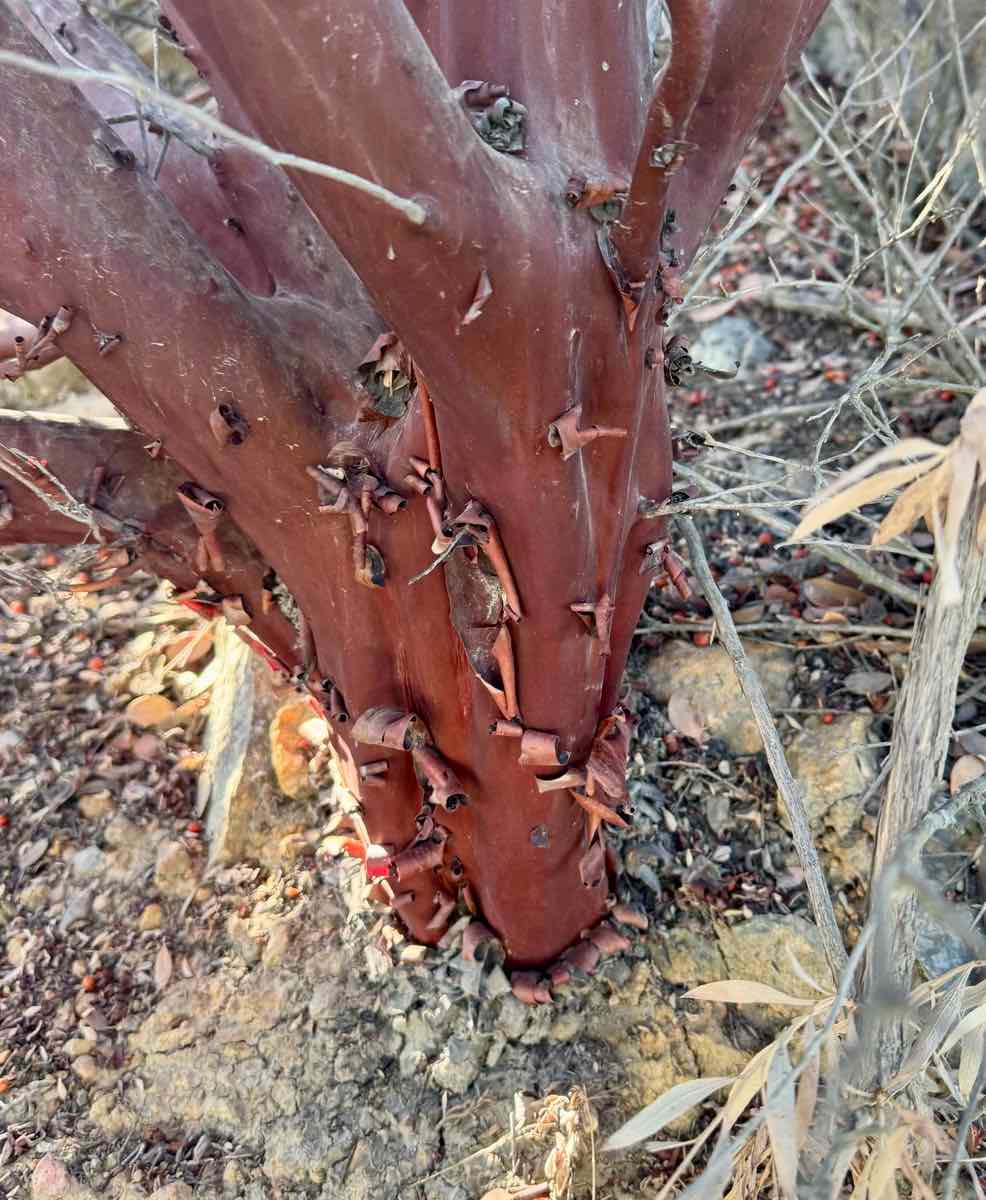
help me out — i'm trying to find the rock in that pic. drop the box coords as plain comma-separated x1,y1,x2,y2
646,640,792,754
154,840,197,898
138,903,164,932
64,1037,96,1059
654,926,728,986
784,714,876,828
201,624,313,866
18,881,50,911
71,846,106,879
690,316,775,371
148,1185,195,1200
262,923,292,968
6,933,29,968
430,1037,482,1094
71,1054,102,1084
915,823,980,977
78,791,114,820
31,1155,97,1200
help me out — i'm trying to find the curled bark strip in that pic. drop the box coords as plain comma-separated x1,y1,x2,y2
546,403,628,461
642,538,692,600
425,889,457,931
491,625,519,720
517,729,570,769
220,594,251,626
586,709,631,802
461,920,504,964
510,971,552,1005
535,767,588,795
611,903,649,931
588,921,631,957
448,500,522,622
298,610,315,672
417,376,442,473
358,759,389,785
208,402,249,446
571,791,629,831
489,718,523,738
351,706,429,751
392,836,446,882
569,594,615,650
562,939,602,976
391,890,416,914
176,483,226,573
412,744,468,811
327,686,349,724
578,837,607,888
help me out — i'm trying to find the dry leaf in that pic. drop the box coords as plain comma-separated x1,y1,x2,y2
842,670,892,695
764,1038,798,1200
800,578,866,609
873,460,951,547
667,691,705,743
18,837,49,872
164,624,214,668
603,1076,735,1151
940,1001,986,1056
958,1026,984,1102
867,1127,909,1200
683,981,816,1007
721,1042,778,1135
125,693,177,728
154,943,173,991
949,754,986,795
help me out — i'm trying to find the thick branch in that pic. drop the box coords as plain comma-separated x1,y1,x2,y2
613,0,717,283
666,0,831,270
0,408,297,664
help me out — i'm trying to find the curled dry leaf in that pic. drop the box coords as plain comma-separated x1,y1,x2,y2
764,1038,798,1200
949,754,986,795
842,670,893,696
800,577,866,609
667,691,705,744
154,942,173,991
125,693,177,728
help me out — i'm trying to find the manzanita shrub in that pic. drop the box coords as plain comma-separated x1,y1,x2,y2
0,0,828,994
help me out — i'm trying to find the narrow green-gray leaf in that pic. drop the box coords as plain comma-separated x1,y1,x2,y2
603,1076,735,1151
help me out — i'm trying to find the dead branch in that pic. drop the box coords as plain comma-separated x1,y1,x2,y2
677,514,848,981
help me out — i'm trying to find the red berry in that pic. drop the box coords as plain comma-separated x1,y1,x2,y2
87,656,105,671
186,820,203,835
8,600,26,614
822,713,834,725
757,532,773,547
693,631,711,647
0,814,9,828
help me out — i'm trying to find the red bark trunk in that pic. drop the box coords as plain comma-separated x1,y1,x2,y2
0,0,828,982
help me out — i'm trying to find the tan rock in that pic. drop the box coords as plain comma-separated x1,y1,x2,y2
78,790,114,820
646,639,792,753
147,1185,195,1200
138,903,164,932
784,713,876,828
654,925,728,987
270,699,315,800
154,841,198,898
31,1154,98,1200
63,1037,96,1059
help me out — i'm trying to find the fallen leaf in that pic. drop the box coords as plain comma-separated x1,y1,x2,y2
842,670,892,695
18,837,49,872
873,460,951,547
683,980,816,1006
801,578,867,609
154,943,173,991
603,1076,735,1151
125,693,177,728
949,754,986,794
667,691,705,743
764,1039,798,1200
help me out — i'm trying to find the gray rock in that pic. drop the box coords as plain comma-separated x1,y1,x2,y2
806,7,865,86
691,316,774,371
154,840,197,899
71,846,106,879
783,714,876,828
429,1037,482,1095
915,825,979,977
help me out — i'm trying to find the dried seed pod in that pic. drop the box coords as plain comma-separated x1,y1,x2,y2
510,972,552,1005
588,922,631,957
412,745,468,811
209,402,250,446
518,729,570,769
578,838,607,888
351,707,429,751
392,836,446,882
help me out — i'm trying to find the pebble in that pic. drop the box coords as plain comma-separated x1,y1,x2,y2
138,903,164,932
71,846,106,879
78,791,114,820
154,840,198,898
64,1037,96,1059
71,1054,101,1084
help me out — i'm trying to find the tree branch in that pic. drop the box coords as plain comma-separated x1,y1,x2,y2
0,408,298,665
677,514,848,983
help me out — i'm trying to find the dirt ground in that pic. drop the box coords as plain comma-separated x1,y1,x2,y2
3,89,986,1200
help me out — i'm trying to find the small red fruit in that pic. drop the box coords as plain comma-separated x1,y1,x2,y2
693,632,711,647
0,814,9,827
81,975,98,993
186,820,203,835
757,532,773,547
8,600,27,614
822,713,834,725
87,656,105,671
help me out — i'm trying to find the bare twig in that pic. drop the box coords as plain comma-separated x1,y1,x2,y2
677,514,848,981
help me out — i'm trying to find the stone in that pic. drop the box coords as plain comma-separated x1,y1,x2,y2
18,881,50,911
78,791,114,820
201,624,313,866
31,1155,98,1200
154,840,197,898
71,845,106,879
64,1037,96,1059
6,933,29,968
71,1054,102,1084
148,1185,195,1200
429,1037,482,1094
654,926,727,987
783,714,876,828
646,640,792,754
269,699,316,800
690,315,775,371
138,903,164,932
